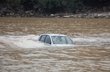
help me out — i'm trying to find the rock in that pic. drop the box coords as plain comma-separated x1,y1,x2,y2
50,14,56,17
98,14,102,17
55,16,60,18
25,11,30,14
50,14,55,17
55,14,62,17
63,15,70,18
70,15,74,17
10,13,14,16
30,13,34,16
108,12,110,16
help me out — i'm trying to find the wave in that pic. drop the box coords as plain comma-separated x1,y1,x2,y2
0,35,110,48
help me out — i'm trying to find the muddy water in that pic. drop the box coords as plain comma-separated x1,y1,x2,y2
0,17,110,72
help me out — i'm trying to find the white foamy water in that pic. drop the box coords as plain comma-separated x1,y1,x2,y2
73,37,110,43
0,35,110,72
0,35,47,48
0,34,110,48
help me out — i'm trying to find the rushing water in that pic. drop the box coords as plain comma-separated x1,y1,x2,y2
0,17,110,72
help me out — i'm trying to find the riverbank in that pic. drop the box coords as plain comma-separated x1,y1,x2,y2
0,5,110,18
1,12,110,18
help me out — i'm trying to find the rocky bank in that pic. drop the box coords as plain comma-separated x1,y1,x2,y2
0,5,110,18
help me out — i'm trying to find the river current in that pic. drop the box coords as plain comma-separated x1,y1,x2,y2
0,18,110,72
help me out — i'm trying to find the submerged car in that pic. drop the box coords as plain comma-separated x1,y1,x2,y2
38,34,75,47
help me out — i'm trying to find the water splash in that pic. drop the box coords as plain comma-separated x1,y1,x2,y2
0,35,110,48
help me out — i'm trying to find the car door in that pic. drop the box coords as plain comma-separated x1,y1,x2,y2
39,35,46,42
45,35,51,44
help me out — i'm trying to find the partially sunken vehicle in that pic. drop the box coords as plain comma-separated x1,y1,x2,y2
38,34,75,47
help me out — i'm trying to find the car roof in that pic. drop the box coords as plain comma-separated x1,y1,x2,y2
40,34,66,36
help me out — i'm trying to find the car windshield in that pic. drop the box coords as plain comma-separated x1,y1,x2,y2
51,36,73,44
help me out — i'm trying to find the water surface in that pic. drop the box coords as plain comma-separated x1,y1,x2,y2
0,18,110,72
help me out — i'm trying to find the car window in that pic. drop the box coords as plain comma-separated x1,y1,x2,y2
40,35,46,42
52,36,73,44
45,35,51,44
52,36,67,44
65,36,73,44
38,36,42,41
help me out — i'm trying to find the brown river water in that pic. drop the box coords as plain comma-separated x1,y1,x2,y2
0,17,110,72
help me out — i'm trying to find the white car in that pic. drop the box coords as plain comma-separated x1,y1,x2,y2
38,34,75,47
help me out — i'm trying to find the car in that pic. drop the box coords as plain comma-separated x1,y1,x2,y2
38,34,75,47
